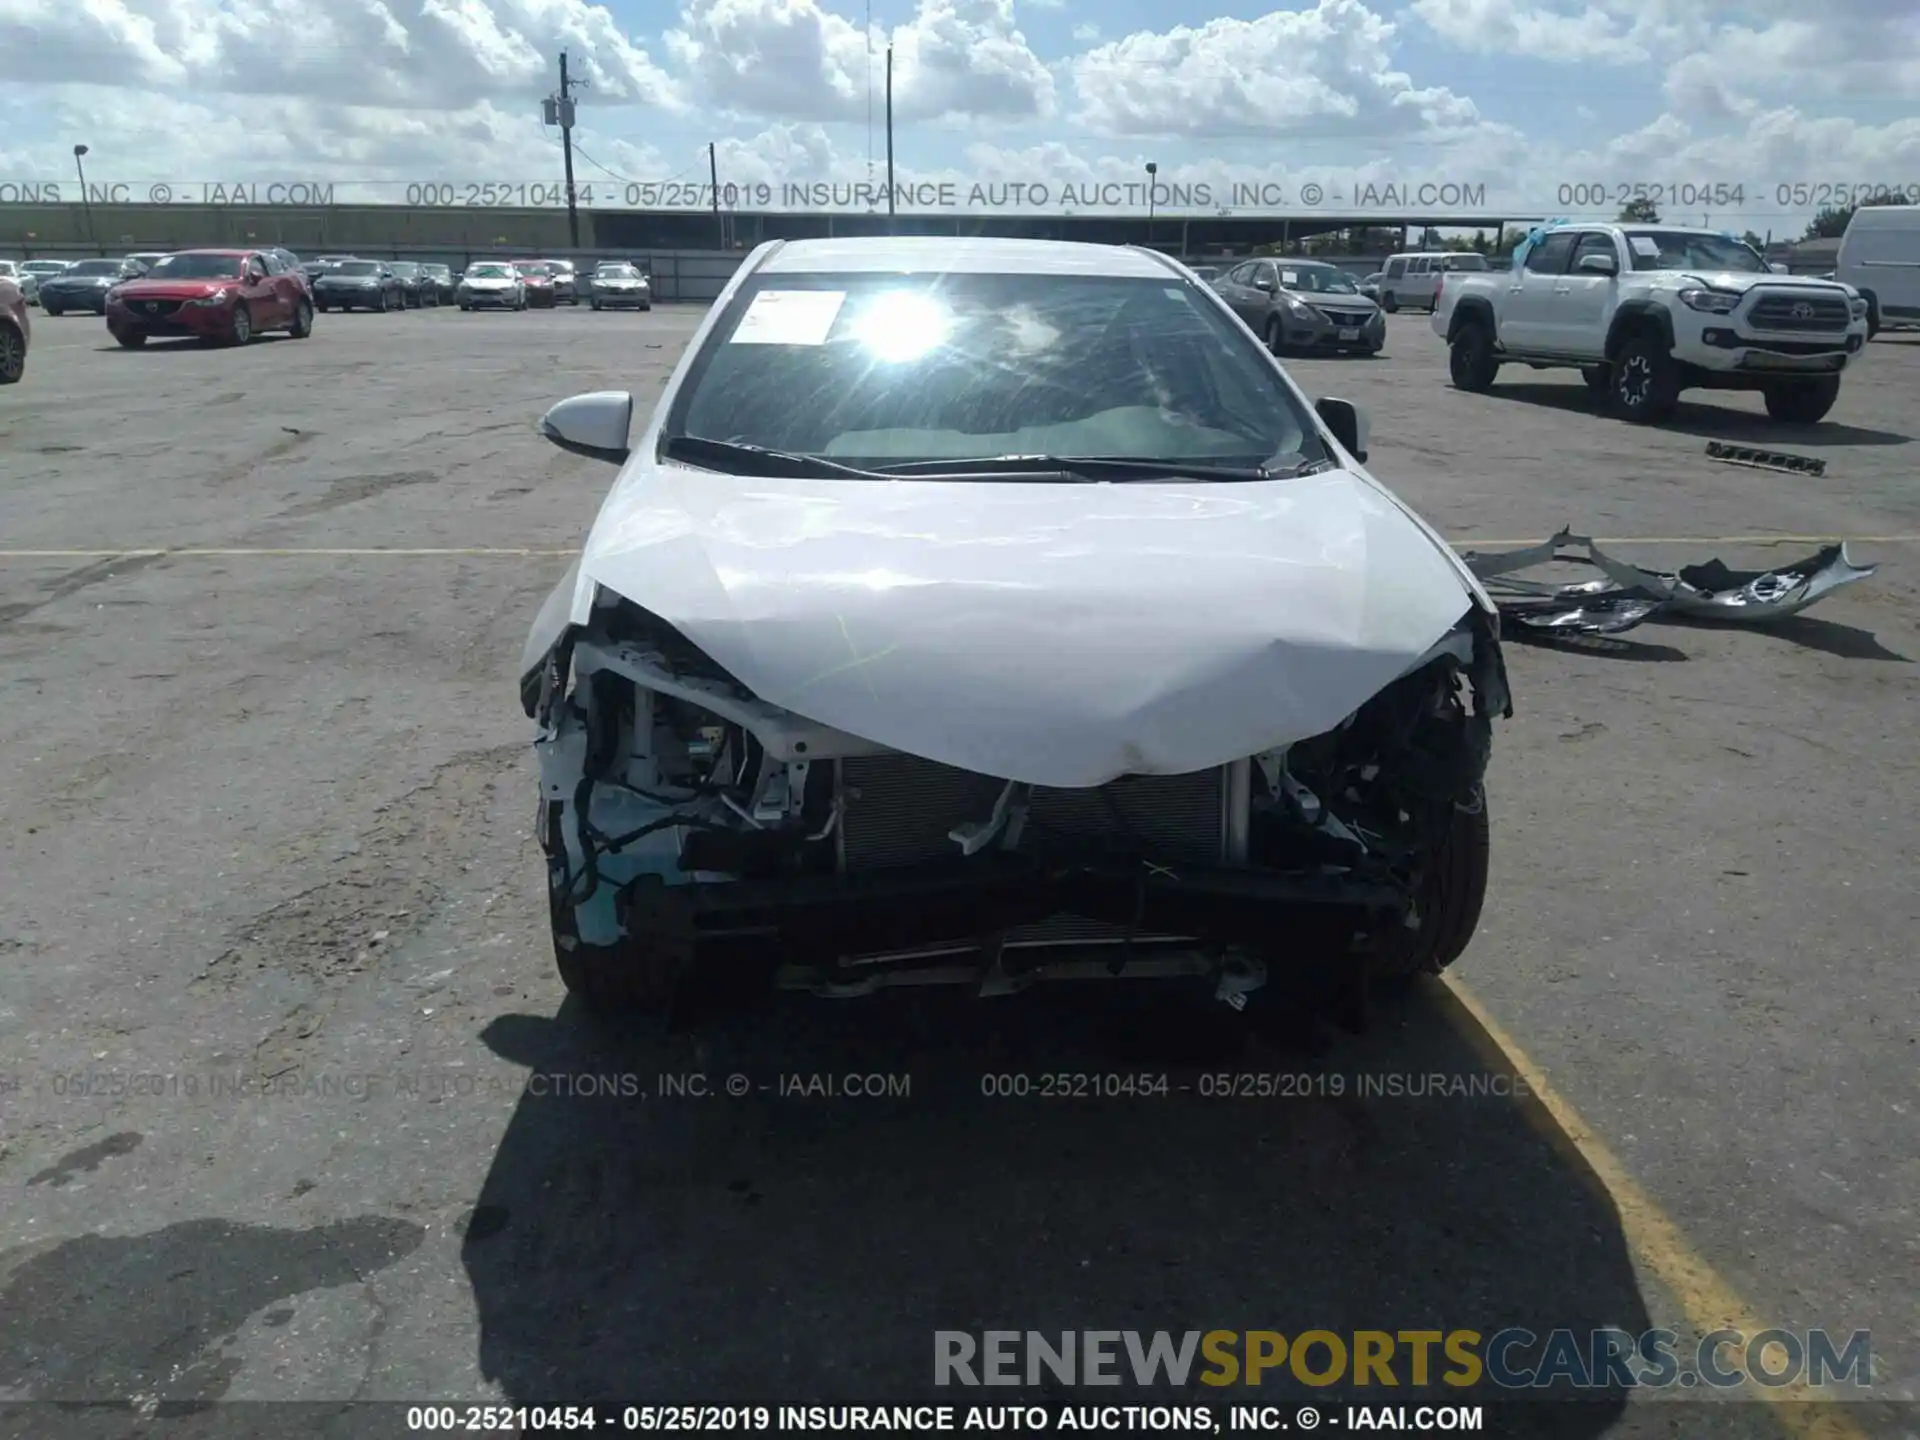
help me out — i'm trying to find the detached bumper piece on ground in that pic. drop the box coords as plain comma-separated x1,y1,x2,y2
1462,529,1879,638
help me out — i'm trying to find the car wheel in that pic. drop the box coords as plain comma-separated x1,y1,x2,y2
1863,294,1881,340
590,299,602,311
112,328,147,350
640,302,651,311
1763,376,1840,424
1581,364,1610,401
1371,797,1491,982
228,303,253,346
0,321,24,383
1381,291,1398,313
546,866,685,1017
1264,315,1286,355
1609,334,1679,423
1448,321,1499,392
43,304,62,317
289,299,314,338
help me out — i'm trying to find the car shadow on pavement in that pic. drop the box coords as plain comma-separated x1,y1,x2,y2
1509,632,1691,663
94,335,300,354
1657,613,1910,663
1481,381,1912,446
461,975,1648,1428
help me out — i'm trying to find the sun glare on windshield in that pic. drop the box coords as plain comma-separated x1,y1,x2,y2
852,290,951,362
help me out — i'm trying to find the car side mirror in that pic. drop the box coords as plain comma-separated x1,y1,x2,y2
1769,262,1788,274
1315,396,1368,464
1577,253,1617,275
1254,277,1275,292
541,391,634,464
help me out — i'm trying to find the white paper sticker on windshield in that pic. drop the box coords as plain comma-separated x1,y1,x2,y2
1630,236,1661,258
1281,270,1299,284
730,289,846,345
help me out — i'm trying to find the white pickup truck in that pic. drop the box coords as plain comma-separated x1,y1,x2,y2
1431,223,1870,424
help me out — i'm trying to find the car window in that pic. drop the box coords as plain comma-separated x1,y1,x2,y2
67,260,125,276
1385,259,1406,278
146,253,246,280
1570,232,1617,269
597,264,639,278
1283,267,1360,294
335,261,381,275
468,264,512,278
1444,254,1490,271
1623,230,1767,273
666,271,1328,474
1524,233,1577,275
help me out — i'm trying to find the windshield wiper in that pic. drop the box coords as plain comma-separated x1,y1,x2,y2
660,435,889,480
868,454,1301,481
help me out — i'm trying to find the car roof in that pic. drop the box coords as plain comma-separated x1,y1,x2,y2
756,236,1179,278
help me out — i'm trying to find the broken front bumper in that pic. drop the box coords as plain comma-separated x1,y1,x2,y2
1462,530,1878,638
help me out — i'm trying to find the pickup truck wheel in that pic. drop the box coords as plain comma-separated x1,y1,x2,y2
1448,322,1499,392
1381,291,1399,313
1609,336,1679,423
1373,797,1491,982
1863,295,1881,339
1763,376,1840,424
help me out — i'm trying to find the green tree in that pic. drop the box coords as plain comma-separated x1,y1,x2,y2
1740,230,1766,253
1618,196,1661,223
1803,192,1904,240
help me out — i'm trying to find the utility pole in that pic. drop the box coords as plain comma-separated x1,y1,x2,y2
1145,161,1158,246
885,45,896,230
543,53,588,249
709,143,725,249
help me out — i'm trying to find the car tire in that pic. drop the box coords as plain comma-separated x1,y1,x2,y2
43,304,62,317
640,302,651,311
0,321,24,383
289,299,314,339
1609,334,1680,423
1381,291,1398,313
1264,315,1286,355
1448,321,1499,392
1581,364,1610,401
228,303,253,346
113,328,147,350
1763,376,1840,425
1371,797,1491,982
547,863,685,1017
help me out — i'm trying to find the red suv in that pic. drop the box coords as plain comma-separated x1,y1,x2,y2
106,248,314,347
0,274,27,384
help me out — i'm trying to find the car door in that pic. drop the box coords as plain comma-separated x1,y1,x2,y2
1502,231,1577,351
248,252,288,325
1548,231,1621,356
1213,263,1254,324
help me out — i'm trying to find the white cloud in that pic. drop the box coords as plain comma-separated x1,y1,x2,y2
1070,21,1098,41
0,0,683,109
664,0,1054,125
1068,0,1484,141
1405,0,1661,63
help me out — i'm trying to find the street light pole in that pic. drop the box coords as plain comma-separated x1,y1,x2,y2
72,144,97,251
1145,161,1158,247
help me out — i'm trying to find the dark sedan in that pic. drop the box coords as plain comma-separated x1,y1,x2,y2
38,258,144,316
388,261,438,308
1212,257,1386,356
311,260,407,312
420,264,457,304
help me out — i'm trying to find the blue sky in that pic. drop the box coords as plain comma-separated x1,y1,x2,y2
1,0,1916,231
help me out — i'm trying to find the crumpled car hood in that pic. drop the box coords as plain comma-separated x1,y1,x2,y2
572,463,1482,787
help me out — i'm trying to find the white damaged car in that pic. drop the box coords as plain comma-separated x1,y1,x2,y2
520,237,1511,1016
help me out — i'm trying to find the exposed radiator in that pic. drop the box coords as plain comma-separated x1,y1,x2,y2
838,754,1228,870
836,754,1232,956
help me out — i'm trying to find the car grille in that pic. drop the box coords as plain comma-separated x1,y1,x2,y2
837,754,1228,954
1320,308,1375,326
1746,293,1850,332
135,300,182,317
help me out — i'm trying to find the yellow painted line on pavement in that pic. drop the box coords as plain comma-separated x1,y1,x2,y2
1440,976,1870,1440
0,536,1915,560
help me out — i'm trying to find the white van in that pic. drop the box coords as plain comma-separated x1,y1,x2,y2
1376,251,1493,313
1836,204,1920,337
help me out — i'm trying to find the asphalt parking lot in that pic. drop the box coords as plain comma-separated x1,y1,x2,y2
1,305,1915,1437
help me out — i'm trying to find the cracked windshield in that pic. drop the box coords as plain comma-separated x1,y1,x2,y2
1,0,1912,1435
